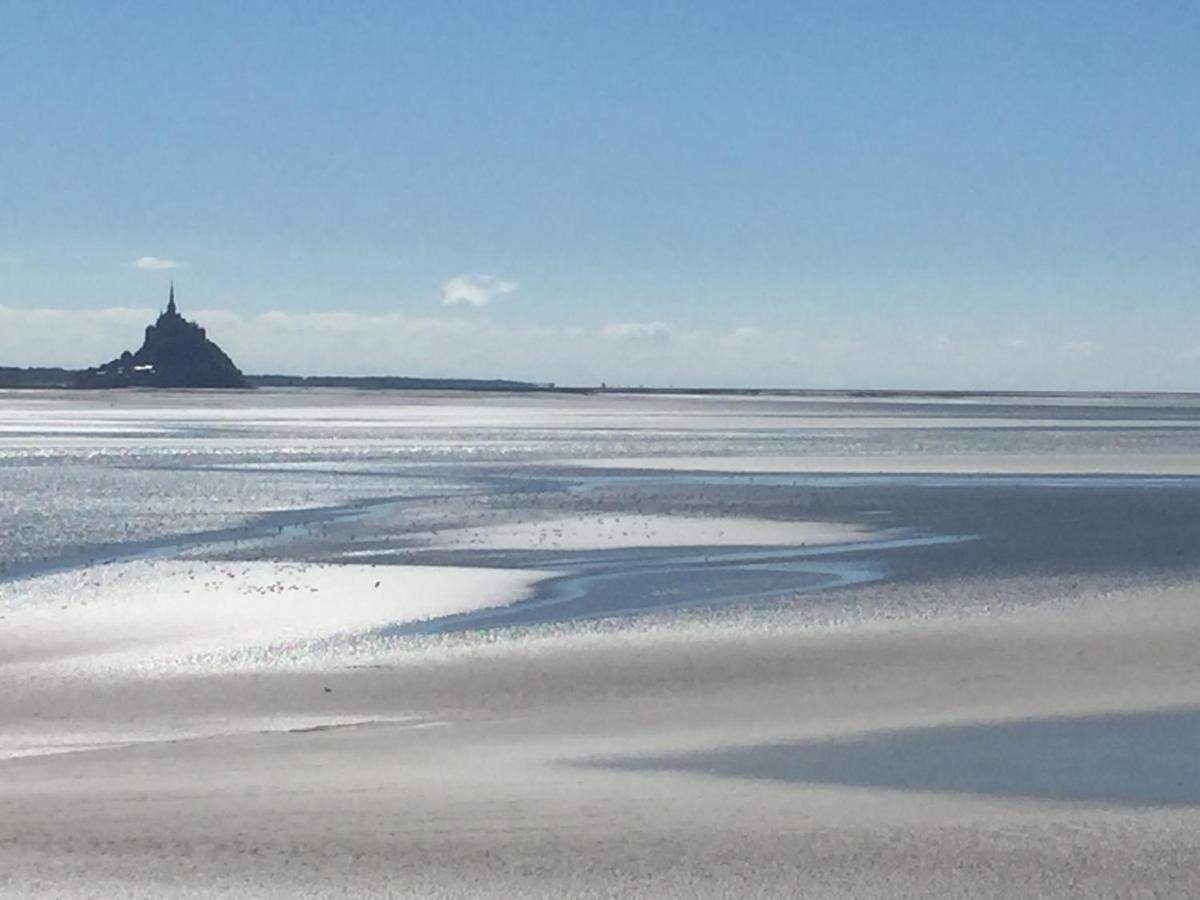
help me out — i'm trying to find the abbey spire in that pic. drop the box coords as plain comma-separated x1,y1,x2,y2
167,281,177,317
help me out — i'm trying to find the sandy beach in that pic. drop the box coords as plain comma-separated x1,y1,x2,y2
4,390,1200,897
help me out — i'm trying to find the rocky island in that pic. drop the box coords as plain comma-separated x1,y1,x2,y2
1,285,546,391
76,285,246,389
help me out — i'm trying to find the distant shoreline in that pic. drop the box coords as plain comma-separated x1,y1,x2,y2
0,368,551,393
2,366,1200,400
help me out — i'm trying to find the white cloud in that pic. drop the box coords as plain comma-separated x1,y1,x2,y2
724,325,764,345
0,305,523,375
0,304,1190,391
440,273,518,307
0,305,155,368
133,256,182,271
1057,340,1101,357
602,321,673,344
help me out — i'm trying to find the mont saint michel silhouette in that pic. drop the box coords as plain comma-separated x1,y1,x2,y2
0,285,542,391
77,284,247,388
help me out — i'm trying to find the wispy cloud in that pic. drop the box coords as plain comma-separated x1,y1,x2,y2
602,321,672,344
0,305,155,368
724,325,764,345
133,256,181,271
1,304,1187,390
440,273,518,307
1058,340,1101,357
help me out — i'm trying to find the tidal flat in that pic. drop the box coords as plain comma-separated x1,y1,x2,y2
4,388,1200,898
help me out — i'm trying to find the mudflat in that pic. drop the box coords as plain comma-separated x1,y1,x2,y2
4,389,1200,898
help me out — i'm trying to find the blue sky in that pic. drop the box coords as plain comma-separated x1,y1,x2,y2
2,1,1198,387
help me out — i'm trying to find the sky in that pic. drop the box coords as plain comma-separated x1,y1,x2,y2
1,0,1198,389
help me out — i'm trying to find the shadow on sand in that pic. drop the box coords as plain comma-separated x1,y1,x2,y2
586,708,1200,806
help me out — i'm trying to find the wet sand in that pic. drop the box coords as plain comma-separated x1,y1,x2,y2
4,390,1200,897
6,587,1200,898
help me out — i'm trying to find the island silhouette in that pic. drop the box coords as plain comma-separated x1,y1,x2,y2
76,284,247,388
0,285,545,391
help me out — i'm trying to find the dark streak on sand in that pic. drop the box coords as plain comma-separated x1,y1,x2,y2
588,707,1200,807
